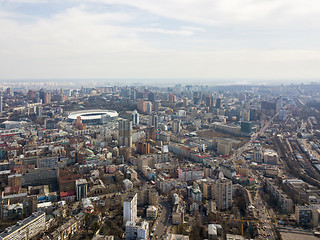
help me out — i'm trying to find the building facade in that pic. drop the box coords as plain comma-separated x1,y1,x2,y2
123,193,137,225
0,211,45,240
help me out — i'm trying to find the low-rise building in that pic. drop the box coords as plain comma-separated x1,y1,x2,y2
0,211,45,240
166,234,189,240
265,178,293,213
50,211,85,240
125,221,149,240
146,205,157,220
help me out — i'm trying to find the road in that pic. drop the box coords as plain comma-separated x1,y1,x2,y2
151,200,171,239
228,115,277,239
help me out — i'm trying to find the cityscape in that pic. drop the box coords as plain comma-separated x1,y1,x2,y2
0,83,319,240
1,0,320,239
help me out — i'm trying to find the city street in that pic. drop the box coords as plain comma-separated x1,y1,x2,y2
151,201,171,239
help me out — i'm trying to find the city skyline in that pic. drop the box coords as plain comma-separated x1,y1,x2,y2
0,0,320,82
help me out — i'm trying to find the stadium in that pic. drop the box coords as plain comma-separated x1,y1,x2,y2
68,109,118,125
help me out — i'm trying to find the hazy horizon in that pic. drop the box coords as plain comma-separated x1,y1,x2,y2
0,78,319,89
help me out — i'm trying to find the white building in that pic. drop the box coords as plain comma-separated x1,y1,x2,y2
146,205,157,219
0,212,45,240
123,193,137,225
76,179,88,201
264,149,279,164
241,109,250,122
132,110,139,126
125,221,149,240
137,221,149,240
166,234,189,240
146,101,153,114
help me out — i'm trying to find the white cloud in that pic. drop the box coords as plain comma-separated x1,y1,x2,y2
0,0,320,81
181,26,205,32
94,0,320,28
135,27,194,36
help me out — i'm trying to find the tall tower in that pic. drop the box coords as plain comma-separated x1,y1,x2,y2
132,110,139,126
215,98,222,109
169,93,176,103
149,113,158,129
23,196,38,217
75,179,88,201
44,92,51,104
0,94,3,113
216,177,232,210
172,119,181,134
118,119,133,147
123,193,137,225
205,96,214,108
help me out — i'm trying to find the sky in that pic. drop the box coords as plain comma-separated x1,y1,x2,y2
0,0,320,84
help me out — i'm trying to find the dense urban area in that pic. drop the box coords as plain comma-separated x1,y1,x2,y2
0,82,320,240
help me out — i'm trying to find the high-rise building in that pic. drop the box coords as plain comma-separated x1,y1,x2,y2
250,108,259,121
23,196,38,217
261,100,277,111
39,88,45,102
0,94,3,113
154,100,161,112
215,98,222,109
277,96,284,109
278,109,287,121
183,98,188,107
172,119,181,134
137,142,150,155
73,116,87,130
149,114,158,129
123,193,137,225
119,119,133,147
216,177,232,210
137,100,147,113
241,110,250,122
75,179,88,201
37,106,43,117
146,127,157,140
253,146,263,163
5,88,12,96
148,92,155,102
217,140,232,155
241,121,254,137
130,88,136,100
132,110,139,126
205,96,214,108
44,92,51,104
146,101,153,114
169,93,176,103
148,189,159,205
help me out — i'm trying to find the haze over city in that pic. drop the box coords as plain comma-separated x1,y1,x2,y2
2,1,320,240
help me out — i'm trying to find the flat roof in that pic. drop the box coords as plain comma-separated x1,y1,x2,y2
0,212,45,239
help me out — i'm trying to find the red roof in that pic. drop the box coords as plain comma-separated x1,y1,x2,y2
60,191,75,198
4,186,20,195
194,155,211,158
